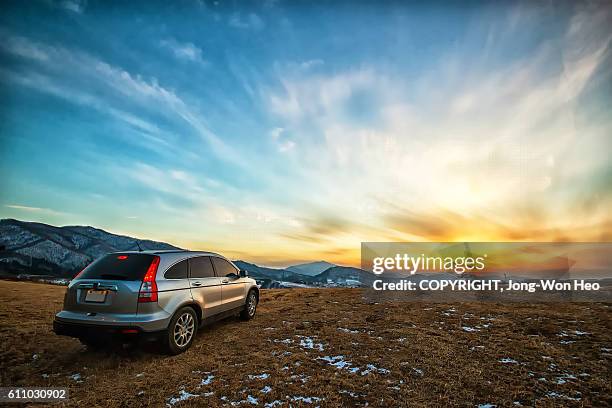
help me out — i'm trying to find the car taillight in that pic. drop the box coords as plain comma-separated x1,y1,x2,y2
138,256,160,303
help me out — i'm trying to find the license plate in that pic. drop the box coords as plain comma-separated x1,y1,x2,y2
85,289,107,303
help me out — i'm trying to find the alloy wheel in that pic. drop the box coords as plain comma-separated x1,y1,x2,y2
173,312,195,347
247,292,257,316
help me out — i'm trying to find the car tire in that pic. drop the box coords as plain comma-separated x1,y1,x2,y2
164,307,198,355
240,290,258,321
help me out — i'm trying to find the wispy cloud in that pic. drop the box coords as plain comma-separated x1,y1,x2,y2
266,68,381,123
58,0,86,14
4,204,65,216
229,13,264,30
0,34,238,163
269,127,295,152
159,38,206,64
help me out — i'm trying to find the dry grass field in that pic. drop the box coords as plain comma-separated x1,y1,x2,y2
0,280,610,407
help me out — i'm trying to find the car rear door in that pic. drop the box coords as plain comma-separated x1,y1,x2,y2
151,258,193,316
188,256,223,318
211,257,247,311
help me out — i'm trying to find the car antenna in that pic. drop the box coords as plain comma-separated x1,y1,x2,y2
136,241,143,252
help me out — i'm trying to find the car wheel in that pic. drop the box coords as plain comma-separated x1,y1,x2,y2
164,307,197,355
240,290,258,321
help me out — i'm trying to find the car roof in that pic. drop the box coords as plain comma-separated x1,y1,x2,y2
113,249,222,257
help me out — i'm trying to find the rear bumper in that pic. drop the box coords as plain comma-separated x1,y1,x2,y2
53,318,165,342
54,309,171,332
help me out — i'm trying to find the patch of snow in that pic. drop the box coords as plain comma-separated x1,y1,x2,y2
477,404,496,408
291,396,322,404
167,390,199,406
361,364,390,376
555,373,576,385
264,401,283,407
338,327,360,334
319,355,353,370
558,330,590,338
201,374,214,385
462,326,480,333
340,390,362,398
248,373,270,380
298,336,325,351
290,374,310,383
498,358,518,364
136,373,144,377
69,373,82,382
261,386,272,394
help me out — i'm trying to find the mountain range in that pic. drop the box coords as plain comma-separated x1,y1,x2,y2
286,261,336,276
0,218,371,287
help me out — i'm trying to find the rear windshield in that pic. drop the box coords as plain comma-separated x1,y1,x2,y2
78,253,156,281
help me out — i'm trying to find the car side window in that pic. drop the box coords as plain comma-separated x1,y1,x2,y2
189,256,215,278
164,259,189,279
211,257,238,278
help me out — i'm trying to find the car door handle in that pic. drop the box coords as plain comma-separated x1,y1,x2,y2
191,281,203,287
221,279,229,284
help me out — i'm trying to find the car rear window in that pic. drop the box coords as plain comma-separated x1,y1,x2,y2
78,253,156,281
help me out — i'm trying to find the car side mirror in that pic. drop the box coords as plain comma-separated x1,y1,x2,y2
239,269,248,278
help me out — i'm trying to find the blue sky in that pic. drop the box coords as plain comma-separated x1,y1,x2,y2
1,1,611,266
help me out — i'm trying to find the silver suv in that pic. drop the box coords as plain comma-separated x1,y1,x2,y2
53,250,259,354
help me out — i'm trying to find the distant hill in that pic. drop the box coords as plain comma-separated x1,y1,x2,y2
232,260,314,283
286,261,336,276
310,266,378,286
0,218,374,287
0,218,180,278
